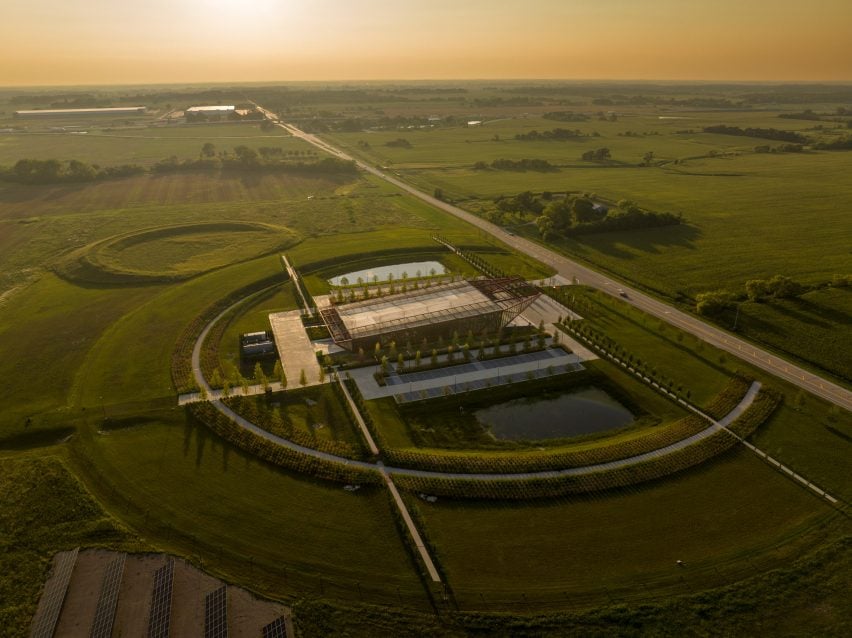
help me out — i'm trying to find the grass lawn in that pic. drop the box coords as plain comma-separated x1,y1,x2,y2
71,254,283,409
564,286,732,405
0,274,161,436
752,397,852,503
409,449,842,611
69,411,428,609
0,454,139,635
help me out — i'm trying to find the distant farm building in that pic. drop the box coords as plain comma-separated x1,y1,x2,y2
185,105,236,121
319,278,539,351
14,106,146,118
240,331,276,358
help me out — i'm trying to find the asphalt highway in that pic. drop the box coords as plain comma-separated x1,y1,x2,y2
252,103,851,413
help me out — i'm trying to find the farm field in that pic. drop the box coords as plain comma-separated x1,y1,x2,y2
322,109,852,382
0,123,317,166
326,118,852,297
724,286,852,382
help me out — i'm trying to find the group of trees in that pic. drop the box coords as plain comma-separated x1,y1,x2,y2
542,111,590,122
494,190,544,215
812,136,852,150
695,273,849,316
580,147,611,161
534,196,680,239
478,158,556,171
384,138,412,148
2,158,144,184
514,128,586,141
754,144,805,154
703,125,808,144
745,275,805,301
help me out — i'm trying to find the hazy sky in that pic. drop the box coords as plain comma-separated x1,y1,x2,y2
2,0,851,85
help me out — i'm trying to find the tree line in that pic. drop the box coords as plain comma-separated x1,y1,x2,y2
1,146,357,185
514,128,587,141
1,158,144,184
695,274,850,316
703,125,808,144
475,158,557,171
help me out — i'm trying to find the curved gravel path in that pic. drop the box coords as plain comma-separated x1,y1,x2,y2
190,298,760,480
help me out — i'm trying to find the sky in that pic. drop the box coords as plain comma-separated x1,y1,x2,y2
2,0,851,86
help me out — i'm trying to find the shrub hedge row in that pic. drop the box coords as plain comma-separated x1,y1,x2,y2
392,389,781,499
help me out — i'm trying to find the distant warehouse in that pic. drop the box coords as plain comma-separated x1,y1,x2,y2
185,105,235,122
14,106,146,118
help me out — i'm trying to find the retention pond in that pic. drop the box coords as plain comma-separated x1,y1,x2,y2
328,261,446,286
475,387,634,440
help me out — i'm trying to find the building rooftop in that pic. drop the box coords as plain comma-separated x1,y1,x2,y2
336,281,501,340
318,277,540,349
14,106,146,116
185,105,236,113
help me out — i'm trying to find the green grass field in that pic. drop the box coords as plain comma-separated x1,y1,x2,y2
324,112,852,380
724,286,852,382
0,455,139,635
0,123,315,166
408,449,842,611
67,411,428,608
565,287,732,404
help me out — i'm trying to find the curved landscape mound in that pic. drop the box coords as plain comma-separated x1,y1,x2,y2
54,221,301,285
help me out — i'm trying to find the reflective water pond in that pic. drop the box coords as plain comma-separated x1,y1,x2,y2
328,261,446,286
475,387,634,440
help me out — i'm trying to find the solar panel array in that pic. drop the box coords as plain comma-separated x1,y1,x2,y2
89,553,126,638
204,585,228,638
147,558,174,638
262,617,287,638
30,548,79,638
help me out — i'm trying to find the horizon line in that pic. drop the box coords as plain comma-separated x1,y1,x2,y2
4,77,852,90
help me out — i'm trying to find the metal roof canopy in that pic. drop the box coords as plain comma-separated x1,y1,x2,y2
320,278,539,348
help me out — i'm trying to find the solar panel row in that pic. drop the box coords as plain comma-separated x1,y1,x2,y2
204,585,228,638
262,617,287,638
30,548,79,638
89,553,126,638
147,558,174,638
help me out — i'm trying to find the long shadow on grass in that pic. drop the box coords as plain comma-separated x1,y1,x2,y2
183,412,212,468
0,427,75,450
572,223,703,260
